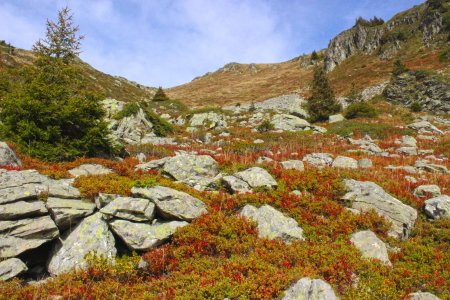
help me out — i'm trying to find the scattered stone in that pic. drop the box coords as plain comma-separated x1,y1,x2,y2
135,157,171,172
256,156,273,164
415,160,449,174
397,147,418,156
140,136,177,146
401,136,417,147
407,121,443,135
329,114,344,123
358,158,373,169
131,186,207,221
424,195,450,220
235,167,277,189
100,197,155,222
342,179,417,239
0,200,48,220
189,112,227,129
47,213,117,276
413,185,441,198
271,114,310,132
0,258,28,281
0,215,59,258
303,153,333,168
405,176,418,184
281,277,339,300
136,153,146,163
240,204,304,243
253,139,264,144
350,230,391,266
222,176,252,194
408,292,442,300
0,142,21,167
280,160,305,171
46,198,96,229
332,156,358,169
385,165,417,174
109,219,188,251
68,164,113,178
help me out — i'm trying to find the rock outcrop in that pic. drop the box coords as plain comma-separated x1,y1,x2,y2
282,277,339,300
350,230,391,266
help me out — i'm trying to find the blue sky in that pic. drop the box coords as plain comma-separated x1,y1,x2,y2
1,0,425,88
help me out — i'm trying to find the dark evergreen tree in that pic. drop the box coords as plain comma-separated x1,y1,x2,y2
311,50,319,61
0,7,114,161
152,86,169,102
392,59,408,77
306,67,341,122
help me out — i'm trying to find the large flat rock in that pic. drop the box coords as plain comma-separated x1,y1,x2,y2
0,258,28,281
234,167,277,189
46,198,96,230
100,197,155,222
0,200,48,220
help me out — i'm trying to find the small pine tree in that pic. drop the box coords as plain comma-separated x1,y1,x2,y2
392,59,408,77
311,50,319,61
306,67,341,122
152,86,169,102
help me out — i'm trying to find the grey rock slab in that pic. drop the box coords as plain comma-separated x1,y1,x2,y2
0,142,21,167
109,219,188,251
332,156,358,169
424,195,450,220
329,114,345,123
0,170,46,204
342,179,417,239
280,160,305,171
282,277,339,300
401,135,417,147
131,186,207,221
100,197,155,222
407,121,443,135
0,215,59,258
240,204,304,243
47,212,117,276
235,167,277,189
0,258,28,281
46,179,81,199
408,292,441,300
46,198,96,230
135,157,171,172
68,164,113,178
222,175,252,194
0,200,48,220
303,153,334,168
358,158,373,168
413,185,441,198
397,146,418,156
350,230,391,266
95,193,120,209
415,160,449,174
271,114,311,131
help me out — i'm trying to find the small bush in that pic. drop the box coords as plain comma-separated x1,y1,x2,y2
328,120,413,139
355,16,384,27
311,50,319,61
392,59,409,77
116,103,140,118
439,48,450,62
410,101,422,112
73,173,134,199
345,102,378,119
257,120,274,132
144,109,173,136
152,86,169,102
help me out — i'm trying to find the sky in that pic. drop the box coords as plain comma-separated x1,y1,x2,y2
1,0,425,88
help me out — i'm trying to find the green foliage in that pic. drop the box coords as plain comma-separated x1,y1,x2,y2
188,106,225,115
133,176,157,188
257,120,274,132
152,86,169,102
392,59,409,77
311,50,319,61
116,102,140,119
344,102,378,119
439,48,450,62
0,56,115,161
306,67,341,122
32,6,84,63
328,120,413,139
410,101,422,112
142,106,173,136
346,83,361,103
355,16,385,27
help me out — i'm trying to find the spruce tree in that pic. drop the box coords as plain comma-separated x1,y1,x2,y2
152,86,169,102
0,7,114,161
306,67,341,122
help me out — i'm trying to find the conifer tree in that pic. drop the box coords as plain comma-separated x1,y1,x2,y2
306,67,341,122
152,86,169,102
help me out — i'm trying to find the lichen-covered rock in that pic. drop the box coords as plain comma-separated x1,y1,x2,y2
329,114,344,123
0,142,21,167
303,153,334,168
240,204,304,243
331,156,358,169
350,230,391,266
68,164,113,178
189,112,227,129
424,195,450,220
0,215,59,258
407,121,443,135
162,154,220,190
281,277,339,300
408,292,441,300
414,160,449,174
109,219,188,251
100,197,155,222
280,160,305,171
135,157,171,172
0,170,46,205
0,258,28,281
342,179,417,239
271,114,311,131
131,186,207,221
46,198,96,229
46,179,81,199
235,167,277,189
95,193,120,209
413,185,441,198
0,200,48,220
222,175,252,194
47,213,117,276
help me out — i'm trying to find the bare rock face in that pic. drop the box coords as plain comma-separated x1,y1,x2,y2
0,258,28,281
47,213,117,276
342,179,417,239
281,277,339,300
0,142,21,167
